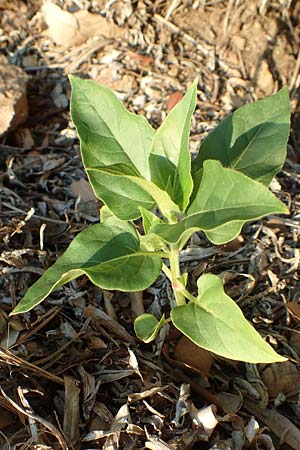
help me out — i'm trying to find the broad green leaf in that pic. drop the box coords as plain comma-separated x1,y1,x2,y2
190,168,243,245
139,207,168,252
11,217,161,315
69,75,155,220
126,175,180,219
100,204,115,222
140,207,162,234
192,88,290,185
139,233,168,252
87,170,155,220
87,168,180,220
179,272,188,288
151,160,288,246
134,313,166,343
150,80,197,211
205,221,243,245
171,274,286,363
188,159,288,220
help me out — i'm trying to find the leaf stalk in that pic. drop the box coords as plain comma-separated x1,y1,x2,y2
169,244,186,306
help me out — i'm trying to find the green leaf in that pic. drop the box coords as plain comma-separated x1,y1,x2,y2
87,170,155,220
87,169,180,221
205,221,243,245
192,88,290,185
188,160,288,244
100,204,115,222
188,172,243,245
69,75,155,220
134,313,166,343
11,216,162,315
171,274,286,363
139,207,168,252
139,234,167,252
151,160,288,246
150,80,197,211
140,207,162,234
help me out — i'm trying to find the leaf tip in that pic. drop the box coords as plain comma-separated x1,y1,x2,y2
282,205,290,215
254,353,288,364
10,305,24,316
68,73,76,85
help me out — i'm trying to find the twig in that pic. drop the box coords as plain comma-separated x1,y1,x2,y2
129,291,145,317
0,348,64,385
2,202,68,225
64,37,113,73
103,290,118,320
289,49,300,92
165,0,181,21
153,14,210,57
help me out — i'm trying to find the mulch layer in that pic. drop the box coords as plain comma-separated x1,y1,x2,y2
0,1,300,449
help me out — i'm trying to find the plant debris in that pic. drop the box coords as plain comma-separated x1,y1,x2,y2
0,0,300,448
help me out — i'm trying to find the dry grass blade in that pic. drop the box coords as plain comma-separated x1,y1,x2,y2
0,349,64,385
289,49,300,92
64,38,113,73
165,0,181,20
18,386,39,443
129,386,169,403
0,387,69,450
15,306,62,346
103,290,117,320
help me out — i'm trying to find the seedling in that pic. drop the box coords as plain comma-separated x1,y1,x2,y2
12,77,290,363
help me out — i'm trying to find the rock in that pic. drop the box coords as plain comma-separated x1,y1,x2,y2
42,1,125,49
0,55,28,135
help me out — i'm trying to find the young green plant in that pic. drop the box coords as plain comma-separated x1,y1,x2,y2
11,76,290,363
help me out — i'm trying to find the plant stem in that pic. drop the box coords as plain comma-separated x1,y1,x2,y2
162,263,172,281
162,263,197,304
169,244,186,306
176,285,198,303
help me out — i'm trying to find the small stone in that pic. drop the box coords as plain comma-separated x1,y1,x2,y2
0,55,28,135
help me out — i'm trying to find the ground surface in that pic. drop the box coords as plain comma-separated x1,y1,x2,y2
0,1,300,449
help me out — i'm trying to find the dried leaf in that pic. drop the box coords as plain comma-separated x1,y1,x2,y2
190,404,218,440
216,392,243,414
172,383,190,428
83,403,131,442
70,179,98,203
167,91,184,112
173,335,214,373
244,416,259,445
261,361,300,399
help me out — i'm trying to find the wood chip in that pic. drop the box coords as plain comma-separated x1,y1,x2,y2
63,375,80,445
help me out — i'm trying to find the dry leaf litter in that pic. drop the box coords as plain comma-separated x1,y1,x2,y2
0,0,300,449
